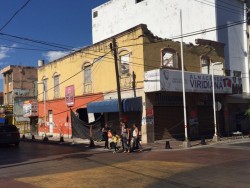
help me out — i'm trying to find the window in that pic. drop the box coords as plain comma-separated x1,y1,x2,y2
53,74,60,99
233,71,241,77
93,11,98,18
8,73,12,83
83,64,92,93
136,0,144,3
225,70,231,76
4,93,7,105
162,48,178,68
84,65,91,84
201,57,210,74
119,52,130,76
7,92,12,104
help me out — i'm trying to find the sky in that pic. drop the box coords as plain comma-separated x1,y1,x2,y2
0,0,109,90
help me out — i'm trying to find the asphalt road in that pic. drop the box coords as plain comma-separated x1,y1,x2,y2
1,140,250,188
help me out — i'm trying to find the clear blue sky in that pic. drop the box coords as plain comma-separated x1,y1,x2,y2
0,0,108,90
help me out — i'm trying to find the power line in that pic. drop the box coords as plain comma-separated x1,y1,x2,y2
120,19,247,49
217,0,244,10
0,0,31,32
0,45,64,52
193,0,244,15
37,18,248,98
0,16,246,60
0,32,76,51
0,32,113,57
38,50,112,97
171,19,247,40
0,37,61,51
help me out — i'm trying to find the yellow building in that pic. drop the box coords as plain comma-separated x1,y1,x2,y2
38,24,226,143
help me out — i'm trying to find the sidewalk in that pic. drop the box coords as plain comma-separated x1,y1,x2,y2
21,134,250,152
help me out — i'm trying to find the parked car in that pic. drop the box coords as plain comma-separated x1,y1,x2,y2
0,125,20,146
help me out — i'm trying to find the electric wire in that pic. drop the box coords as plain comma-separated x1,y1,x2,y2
0,45,65,52
193,0,245,15
0,36,62,51
217,0,245,10
37,50,112,97
0,0,31,32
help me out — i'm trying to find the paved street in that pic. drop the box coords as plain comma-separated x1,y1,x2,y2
1,139,250,188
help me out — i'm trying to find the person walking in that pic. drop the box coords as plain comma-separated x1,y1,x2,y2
102,124,109,149
121,122,130,153
132,123,143,152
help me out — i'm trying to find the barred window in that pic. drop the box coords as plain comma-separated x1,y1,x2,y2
84,65,91,84
53,75,60,99
83,63,92,93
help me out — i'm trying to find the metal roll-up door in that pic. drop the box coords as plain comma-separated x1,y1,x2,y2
154,106,184,140
197,106,213,136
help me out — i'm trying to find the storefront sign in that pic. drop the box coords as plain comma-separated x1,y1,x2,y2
144,69,233,93
65,85,75,107
23,100,38,117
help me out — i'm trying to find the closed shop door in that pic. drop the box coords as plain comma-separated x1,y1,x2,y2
154,106,184,140
197,106,213,136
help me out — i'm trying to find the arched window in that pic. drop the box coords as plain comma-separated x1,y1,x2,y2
161,48,178,68
82,62,92,93
53,72,60,99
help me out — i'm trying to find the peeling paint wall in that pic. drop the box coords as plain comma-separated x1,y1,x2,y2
92,0,218,44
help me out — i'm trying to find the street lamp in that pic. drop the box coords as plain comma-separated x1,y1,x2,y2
211,62,222,142
37,81,48,141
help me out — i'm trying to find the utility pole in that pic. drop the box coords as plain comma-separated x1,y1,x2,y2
180,9,190,148
110,38,123,123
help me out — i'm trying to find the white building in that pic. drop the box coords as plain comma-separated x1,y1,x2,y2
92,0,249,92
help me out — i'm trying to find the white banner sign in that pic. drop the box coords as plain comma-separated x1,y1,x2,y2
144,69,234,93
23,100,38,117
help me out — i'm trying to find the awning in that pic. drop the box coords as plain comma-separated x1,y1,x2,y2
87,99,119,113
227,93,250,100
123,97,142,112
87,97,142,113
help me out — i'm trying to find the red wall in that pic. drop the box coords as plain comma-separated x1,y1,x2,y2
38,93,103,137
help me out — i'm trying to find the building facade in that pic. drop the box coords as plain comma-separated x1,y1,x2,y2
0,65,37,134
37,24,230,143
92,0,249,93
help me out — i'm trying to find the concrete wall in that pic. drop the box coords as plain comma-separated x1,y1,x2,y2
92,0,217,44
2,66,37,97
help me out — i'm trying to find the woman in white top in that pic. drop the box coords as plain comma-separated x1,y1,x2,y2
132,123,142,152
